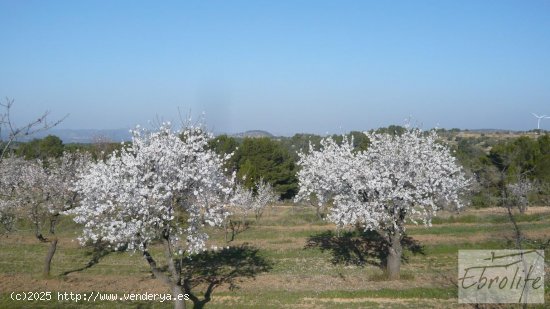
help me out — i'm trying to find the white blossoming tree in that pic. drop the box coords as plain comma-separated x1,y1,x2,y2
68,123,233,309
225,183,254,241
0,156,28,235
0,200,16,235
226,178,277,241
0,152,91,276
507,178,535,214
252,179,277,220
294,136,356,219
296,128,469,280
41,151,92,276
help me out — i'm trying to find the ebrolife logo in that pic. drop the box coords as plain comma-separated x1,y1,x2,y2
458,250,545,304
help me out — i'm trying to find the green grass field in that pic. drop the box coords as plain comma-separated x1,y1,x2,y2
1,206,549,308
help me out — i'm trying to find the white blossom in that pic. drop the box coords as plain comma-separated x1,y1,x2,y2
296,128,469,233
68,123,234,254
0,157,25,233
229,178,277,220
0,152,91,234
229,183,255,216
507,178,534,213
294,136,356,215
252,179,277,219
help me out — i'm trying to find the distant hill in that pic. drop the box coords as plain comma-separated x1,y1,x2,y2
231,130,274,138
17,128,132,143
15,128,276,143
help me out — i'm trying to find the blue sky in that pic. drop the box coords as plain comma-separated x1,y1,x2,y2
1,0,549,135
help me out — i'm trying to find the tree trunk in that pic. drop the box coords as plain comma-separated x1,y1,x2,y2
224,222,229,243
143,247,187,309
43,237,58,277
315,205,322,220
386,233,402,280
183,280,213,309
172,284,187,309
162,238,186,309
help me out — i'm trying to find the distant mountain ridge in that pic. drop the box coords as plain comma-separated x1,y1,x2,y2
15,129,276,143
18,128,132,143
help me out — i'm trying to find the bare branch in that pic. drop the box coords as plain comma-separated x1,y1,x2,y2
0,98,67,161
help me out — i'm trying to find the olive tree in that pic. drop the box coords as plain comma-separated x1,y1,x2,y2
296,128,469,280
68,123,234,309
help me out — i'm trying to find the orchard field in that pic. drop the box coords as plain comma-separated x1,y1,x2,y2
1,205,549,309
3,0,550,307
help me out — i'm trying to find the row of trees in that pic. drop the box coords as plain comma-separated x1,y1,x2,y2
15,134,123,161
7,128,550,232
16,128,550,211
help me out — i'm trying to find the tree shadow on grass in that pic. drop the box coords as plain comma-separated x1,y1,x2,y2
60,241,115,277
305,230,424,268
181,244,272,309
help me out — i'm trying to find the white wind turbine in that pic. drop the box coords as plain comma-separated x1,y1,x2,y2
532,113,550,130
